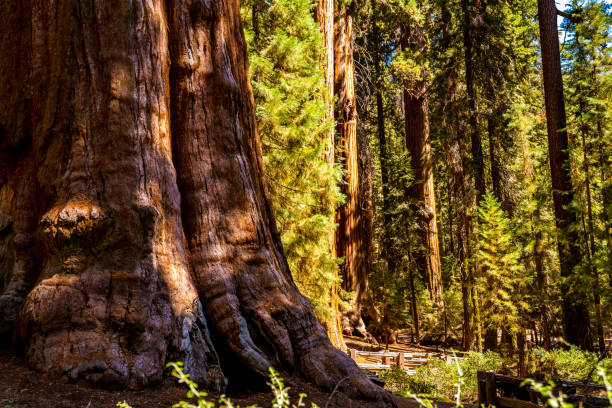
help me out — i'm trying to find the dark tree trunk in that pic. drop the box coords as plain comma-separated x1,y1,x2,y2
443,135,474,351
358,114,375,314
537,0,592,350
461,0,485,203
401,23,443,305
594,65,611,289
408,252,421,345
599,128,612,290
371,2,394,277
534,220,552,350
599,126,612,290
252,3,260,53
487,114,515,216
0,0,392,402
315,0,346,352
484,329,498,351
376,90,395,272
579,128,605,353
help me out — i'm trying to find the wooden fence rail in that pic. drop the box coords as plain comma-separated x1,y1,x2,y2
347,348,462,374
477,370,610,408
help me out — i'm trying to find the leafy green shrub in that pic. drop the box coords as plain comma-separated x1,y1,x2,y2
118,363,317,408
532,347,612,384
404,365,612,408
380,351,508,402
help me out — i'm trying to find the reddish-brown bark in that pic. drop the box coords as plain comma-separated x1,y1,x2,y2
537,0,592,350
401,23,443,305
334,3,369,307
0,0,392,402
315,0,346,352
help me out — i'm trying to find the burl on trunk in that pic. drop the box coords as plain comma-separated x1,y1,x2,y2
0,0,391,403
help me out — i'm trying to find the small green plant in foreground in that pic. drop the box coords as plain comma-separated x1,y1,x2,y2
118,362,318,408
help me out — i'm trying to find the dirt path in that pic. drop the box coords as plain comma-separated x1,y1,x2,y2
0,347,465,408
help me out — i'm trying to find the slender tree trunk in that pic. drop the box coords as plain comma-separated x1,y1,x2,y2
317,0,335,168
408,251,421,345
334,2,368,307
252,3,260,54
461,0,485,203
580,129,605,353
533,221,552,350
372,3,393,277
484,118,500,352
461,1,484,353
517,330,527,377
316,0,346,352
358,113,375,316
448,176,455,255
592,64,612,290
401,23,443,305
488,118,502,203
443,136,474,351
599,133,612,289
537,0,592,350
377,91,395,271
0,1,393,402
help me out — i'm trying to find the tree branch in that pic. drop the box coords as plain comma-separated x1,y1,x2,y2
557,8,582,23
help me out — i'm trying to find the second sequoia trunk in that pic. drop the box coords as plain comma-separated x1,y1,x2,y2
401,22,443,305
316,0,346,351
0,0,392,402
536,0,592,349
334,2,369,308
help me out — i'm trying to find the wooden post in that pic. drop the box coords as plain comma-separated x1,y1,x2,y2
349,349,357,360
382,355,391,366
396,352,405,368
485,371,497,407
478,371,488,407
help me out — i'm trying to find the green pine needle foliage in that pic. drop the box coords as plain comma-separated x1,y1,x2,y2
241,0,342,321
475,190,528,339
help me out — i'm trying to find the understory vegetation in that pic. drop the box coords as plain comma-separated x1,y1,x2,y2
117,360,612,407
380,349,612,402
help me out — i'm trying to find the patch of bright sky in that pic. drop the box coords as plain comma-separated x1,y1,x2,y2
557,0,571,25
557,0,572,42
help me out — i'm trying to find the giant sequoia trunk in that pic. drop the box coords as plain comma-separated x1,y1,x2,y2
401,23,443,305
536,0,592,350
0,0,392,402
334,3,368,307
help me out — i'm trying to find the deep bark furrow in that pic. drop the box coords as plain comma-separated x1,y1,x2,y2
2,0,224,390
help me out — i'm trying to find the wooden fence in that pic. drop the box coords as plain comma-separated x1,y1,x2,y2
348,349,462,374
477,370,610,408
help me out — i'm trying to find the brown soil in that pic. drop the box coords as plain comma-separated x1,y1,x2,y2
0,347,465,408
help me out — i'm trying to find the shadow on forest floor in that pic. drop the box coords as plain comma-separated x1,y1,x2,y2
0,347,470,408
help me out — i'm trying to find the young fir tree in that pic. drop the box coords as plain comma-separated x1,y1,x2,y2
241,0,343,322
475,190,528,352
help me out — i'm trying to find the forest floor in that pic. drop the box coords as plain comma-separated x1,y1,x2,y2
0,342,465,408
